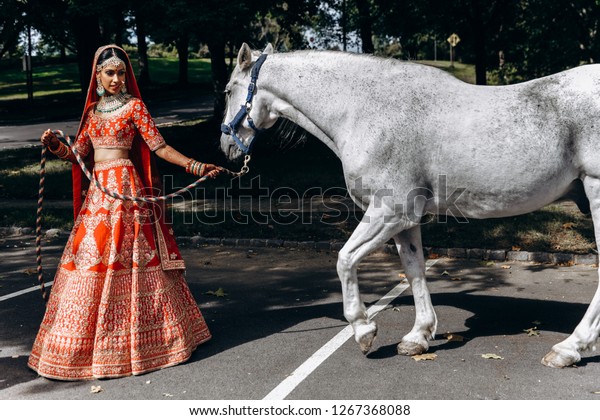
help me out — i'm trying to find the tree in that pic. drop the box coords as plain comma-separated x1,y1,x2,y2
24,0,130,92
130,0,152,86
355,0,375,53
493,0,584,81
0,0,24,58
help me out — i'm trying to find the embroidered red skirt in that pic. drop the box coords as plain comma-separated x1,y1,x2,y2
28,159,211,380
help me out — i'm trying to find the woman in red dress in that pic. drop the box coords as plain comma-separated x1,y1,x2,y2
29,44,219,380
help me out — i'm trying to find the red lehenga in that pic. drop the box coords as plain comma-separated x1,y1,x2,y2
28,45,211,380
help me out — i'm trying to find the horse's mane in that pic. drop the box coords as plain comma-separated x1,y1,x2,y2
271,117,309,149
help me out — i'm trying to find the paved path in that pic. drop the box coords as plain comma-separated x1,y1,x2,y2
1,234,599,401
0,95,214,150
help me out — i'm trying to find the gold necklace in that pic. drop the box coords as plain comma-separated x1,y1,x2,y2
96,92,131,113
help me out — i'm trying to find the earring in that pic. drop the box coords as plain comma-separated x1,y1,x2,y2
96,77,105,97
120,82,127,94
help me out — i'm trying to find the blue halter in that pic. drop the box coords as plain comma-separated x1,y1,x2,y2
220,54,268,154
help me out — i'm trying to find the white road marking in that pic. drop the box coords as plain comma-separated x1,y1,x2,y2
0,281,53,302
263,259,439,400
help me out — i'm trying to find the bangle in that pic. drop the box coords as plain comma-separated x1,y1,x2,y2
185,159,205,176
50,142,71,160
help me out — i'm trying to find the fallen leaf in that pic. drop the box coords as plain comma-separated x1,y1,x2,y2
480,261,495,266
441,270,450,276
90,386,103,394
501,265,511,269
411,353,437,361
443,333,465,342
481,353,504,360
398,273,406,279
559,261,575,267
562,222,575,229
523,327,540,337
23,268,37,275
511,246,521,251
428,253,440,259
450,277,462,281
206,287,228,298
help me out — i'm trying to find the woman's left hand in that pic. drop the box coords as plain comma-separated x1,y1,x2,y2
201,163,225,179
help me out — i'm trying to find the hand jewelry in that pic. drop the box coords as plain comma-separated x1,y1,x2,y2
185,159,206,177
49,141,71,160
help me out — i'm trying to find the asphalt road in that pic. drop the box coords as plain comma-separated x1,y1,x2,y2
1,234,600,401
0,94,214,150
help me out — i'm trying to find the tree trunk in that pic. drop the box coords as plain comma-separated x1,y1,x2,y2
72,13,102,94
355,0,375,53
135,12,151,87
207,39,228,121
470,1,487,85
474,32,487,85
176,34,189,86
114,10,125,47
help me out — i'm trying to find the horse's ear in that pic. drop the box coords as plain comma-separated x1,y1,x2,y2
263,43,274,55
238,43,253,70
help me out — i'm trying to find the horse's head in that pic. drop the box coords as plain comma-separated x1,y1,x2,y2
220,43,278,161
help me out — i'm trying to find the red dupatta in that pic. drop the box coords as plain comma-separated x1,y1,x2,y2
72,44,156,218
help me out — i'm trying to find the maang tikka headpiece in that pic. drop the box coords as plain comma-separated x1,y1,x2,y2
96,49,126,72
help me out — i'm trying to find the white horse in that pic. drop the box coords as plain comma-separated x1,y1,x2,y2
219,43,600,368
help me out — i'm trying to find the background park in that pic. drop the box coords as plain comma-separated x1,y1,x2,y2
1,0,599,255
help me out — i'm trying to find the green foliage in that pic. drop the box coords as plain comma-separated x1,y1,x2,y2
487,63,524,85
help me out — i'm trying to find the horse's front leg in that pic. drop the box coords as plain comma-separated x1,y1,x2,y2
542,175,600,367
337,205,413,354
394,226,437,356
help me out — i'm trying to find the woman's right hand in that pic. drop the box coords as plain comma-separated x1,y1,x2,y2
40,129,59,149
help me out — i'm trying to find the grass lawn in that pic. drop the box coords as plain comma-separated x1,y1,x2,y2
417,60,476,84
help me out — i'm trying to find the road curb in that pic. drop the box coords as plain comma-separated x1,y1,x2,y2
177,235,599,266
3,227,597,266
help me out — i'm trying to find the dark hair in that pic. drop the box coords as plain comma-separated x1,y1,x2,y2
96,47,129,68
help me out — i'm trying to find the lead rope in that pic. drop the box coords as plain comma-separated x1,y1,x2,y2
35,144,49,302
35,130,251,302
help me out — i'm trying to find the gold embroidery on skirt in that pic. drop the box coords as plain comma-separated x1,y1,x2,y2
28,159,210,380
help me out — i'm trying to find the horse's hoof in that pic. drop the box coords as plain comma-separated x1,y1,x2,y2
397,340,427,356
541,349,580,368
355,322,377,355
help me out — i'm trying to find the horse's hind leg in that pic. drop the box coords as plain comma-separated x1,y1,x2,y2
542,175,600,368
393,226,437,356
337,206,414,354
